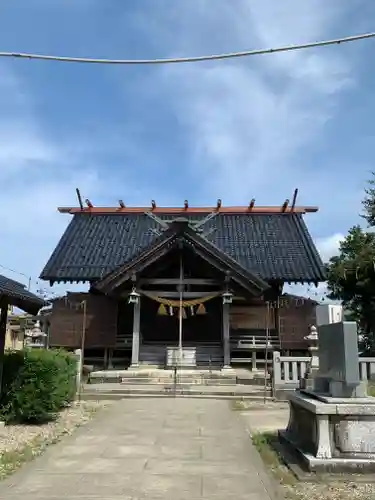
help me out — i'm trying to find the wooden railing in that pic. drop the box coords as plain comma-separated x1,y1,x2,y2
272,351,375,396
230,332,280,350
115,332,132,347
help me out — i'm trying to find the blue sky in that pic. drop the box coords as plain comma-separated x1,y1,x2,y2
0,0,374,298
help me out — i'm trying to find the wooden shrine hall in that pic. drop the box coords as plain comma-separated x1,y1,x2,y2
40,192,326,370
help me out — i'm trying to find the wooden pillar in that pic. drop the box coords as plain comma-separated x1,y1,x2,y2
222,301,230,368
0,297,9,395
131,298,141,367
108,348,113,369
103,348,108,369
41,317,49,349
275,298,281,348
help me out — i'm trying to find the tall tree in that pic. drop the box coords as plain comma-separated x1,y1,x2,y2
362,171,375,227
326,185,375,353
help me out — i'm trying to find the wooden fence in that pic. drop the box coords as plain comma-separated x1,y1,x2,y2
272,351,375,397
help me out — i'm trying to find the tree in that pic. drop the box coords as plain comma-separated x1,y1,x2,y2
326,173,375,353
362,171,375,226
326,223,375,354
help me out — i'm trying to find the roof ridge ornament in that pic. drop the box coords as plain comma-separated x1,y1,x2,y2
58,188,318,214
193,211,219,232
291,188,298,211
144,211,169,231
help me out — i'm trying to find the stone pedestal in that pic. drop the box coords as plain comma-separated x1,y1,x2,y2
279,391,375,473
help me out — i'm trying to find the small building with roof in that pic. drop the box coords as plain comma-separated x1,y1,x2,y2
0,274,45,387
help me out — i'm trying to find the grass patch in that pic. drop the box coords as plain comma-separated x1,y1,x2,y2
252,432,297,487
368,383,375,397
251,432,375,500
0,435,46,479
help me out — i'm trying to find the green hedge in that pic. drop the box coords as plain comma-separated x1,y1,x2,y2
0,349,77,424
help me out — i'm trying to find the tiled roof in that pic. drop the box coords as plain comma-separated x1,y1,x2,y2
94,218,270,296
0,274,45,315
40,213,326,284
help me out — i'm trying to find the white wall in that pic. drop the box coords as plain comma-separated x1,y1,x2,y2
316,304,343,326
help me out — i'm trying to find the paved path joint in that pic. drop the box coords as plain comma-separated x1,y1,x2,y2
0,398,279,499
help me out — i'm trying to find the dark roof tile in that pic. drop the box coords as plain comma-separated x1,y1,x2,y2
40,213,325,284
0,274,45,315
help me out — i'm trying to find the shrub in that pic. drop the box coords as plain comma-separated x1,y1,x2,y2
0,350,24,400
0,349,77,424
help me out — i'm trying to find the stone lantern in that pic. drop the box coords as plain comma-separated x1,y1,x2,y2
305,325,319,371
299,324,319,390
24,320,47,348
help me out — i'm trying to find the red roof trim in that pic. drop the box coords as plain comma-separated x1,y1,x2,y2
58,206,319,215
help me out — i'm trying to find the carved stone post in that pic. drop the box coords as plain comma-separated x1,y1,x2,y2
305,325,319,372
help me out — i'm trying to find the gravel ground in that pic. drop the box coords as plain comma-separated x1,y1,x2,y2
237,402,375,500
285,481,375,500
0,400,111,479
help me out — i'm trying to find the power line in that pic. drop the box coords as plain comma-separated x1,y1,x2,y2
0,264,32,290
0,31,374,66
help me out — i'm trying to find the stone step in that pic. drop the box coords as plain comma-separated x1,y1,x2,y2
90,370,238,384
121,371,237,379
81,392,274,402
89,376,267,386
120,378,238,386
237,376,269,386
89,377,237,385
82,383,272,401
88,369,269,387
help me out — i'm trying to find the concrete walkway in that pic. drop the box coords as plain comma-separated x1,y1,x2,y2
0,399,280,499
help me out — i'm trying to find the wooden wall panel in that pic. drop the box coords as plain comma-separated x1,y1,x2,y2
230,305,274,330
49,293,118,348
229,298,316,350
278,301,316,349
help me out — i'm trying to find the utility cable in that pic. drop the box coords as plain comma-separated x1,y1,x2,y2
0,31,374,65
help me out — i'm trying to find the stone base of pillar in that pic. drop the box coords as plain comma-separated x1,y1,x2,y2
280,390,375,473
221,366,235,377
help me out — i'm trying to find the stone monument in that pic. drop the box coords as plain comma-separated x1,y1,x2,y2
279,321,375,473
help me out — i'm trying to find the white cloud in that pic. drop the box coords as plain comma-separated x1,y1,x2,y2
316,233,344,262
142,0,358,210
284,231,344,301
0,1,365,300
0,63,60,180
234,1,350,93
0,60,173,294
0,63,123,289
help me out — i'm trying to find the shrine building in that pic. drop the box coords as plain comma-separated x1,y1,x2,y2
40,194,325,370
